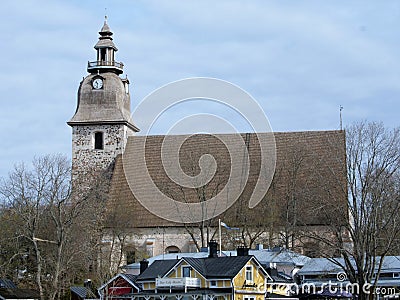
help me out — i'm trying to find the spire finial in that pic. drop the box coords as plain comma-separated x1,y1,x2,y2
339,105,343,130
104,8,108,23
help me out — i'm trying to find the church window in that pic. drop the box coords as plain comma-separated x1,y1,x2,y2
94,132,104,150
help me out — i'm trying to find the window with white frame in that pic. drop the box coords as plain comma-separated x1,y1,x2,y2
210,280,217,287
182,266,191,277
245,265,253,282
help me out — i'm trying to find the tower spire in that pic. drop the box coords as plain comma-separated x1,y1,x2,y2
87,18,124,74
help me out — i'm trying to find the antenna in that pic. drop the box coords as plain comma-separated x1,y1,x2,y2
339,105,343,130
162,227,165,260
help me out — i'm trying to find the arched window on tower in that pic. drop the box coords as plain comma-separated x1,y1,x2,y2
94,132,104,150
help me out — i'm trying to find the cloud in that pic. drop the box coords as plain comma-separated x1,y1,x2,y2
0,0,399,178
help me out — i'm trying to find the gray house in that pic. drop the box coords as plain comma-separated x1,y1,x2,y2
297,256,400,298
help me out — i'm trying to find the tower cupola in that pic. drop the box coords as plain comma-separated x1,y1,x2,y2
87,16,124,74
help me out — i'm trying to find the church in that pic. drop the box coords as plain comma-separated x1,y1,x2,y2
68,19,347,271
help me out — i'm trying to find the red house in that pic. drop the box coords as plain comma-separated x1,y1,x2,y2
98,274,140,300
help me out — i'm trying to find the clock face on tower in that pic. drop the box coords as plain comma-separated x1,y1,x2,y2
92,78,103,89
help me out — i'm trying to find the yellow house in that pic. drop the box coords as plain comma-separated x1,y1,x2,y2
135,254,272,300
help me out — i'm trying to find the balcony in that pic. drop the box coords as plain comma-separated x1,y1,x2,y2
87,60,124,74
156,277,201,289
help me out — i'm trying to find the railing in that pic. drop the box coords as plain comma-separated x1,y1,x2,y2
87,61,124,69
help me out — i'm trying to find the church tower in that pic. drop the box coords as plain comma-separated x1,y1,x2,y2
68,17,139,180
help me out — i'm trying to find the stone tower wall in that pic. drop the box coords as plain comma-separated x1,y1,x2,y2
71,124,135,180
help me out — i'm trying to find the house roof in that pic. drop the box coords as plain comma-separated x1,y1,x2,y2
380,256,400,272
106,130,347,228
298,256,400,276
0,288,40,300
297,258,344,275
0,280,16,289
123,252,210,270
225,248,311,267
137,255,270,281
137,259,180,281
70,286,97,299
124,249,310,272
273,272,294,283
122,273,139,284
183,256,255,278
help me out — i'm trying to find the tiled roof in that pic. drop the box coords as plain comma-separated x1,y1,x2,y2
106,130,347,228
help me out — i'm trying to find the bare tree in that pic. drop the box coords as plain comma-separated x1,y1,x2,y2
307,121,400,300
277,145,308,250
165,149,224,251
0,154,90,299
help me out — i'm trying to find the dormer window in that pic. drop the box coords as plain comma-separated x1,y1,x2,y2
94,132,104,150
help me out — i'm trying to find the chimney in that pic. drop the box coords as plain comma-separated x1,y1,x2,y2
84,279,93,290
237,246,249,256
140,259,149,274
208,240,218,258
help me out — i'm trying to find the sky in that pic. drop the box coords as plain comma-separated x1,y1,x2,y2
0,0,399,178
